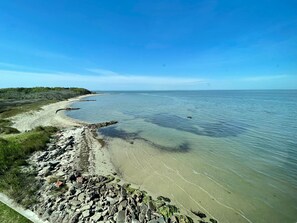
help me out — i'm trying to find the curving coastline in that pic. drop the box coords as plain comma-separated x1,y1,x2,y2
10,94,93,131
8,95,216,223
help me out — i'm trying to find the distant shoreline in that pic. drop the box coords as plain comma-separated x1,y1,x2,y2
10,94,95,131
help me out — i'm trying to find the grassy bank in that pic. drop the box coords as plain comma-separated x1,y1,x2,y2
0,87,91,134
0,119,20,134
0,87,91,222
0,87,92,118
0,126,57,208
0,202,32,223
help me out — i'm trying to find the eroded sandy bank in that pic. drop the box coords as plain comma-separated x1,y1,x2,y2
10,94,93,132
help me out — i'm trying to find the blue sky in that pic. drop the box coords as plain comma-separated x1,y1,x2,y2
0,0,296,90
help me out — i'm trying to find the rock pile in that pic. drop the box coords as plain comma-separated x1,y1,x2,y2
28,126,216,223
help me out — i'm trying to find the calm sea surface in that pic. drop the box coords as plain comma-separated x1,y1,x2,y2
67,90,297,223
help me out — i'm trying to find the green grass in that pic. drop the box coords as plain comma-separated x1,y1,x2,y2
0,87,92,135
0,100,56,119
0,87,91,101
0,202,32,223
0,126,57,207
0,119,20,135
0,87,92,119
0,87,91,208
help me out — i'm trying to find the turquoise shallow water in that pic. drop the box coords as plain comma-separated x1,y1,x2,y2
67,90,297,222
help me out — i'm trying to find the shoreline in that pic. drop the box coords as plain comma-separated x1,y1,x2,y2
8,94,214,223
10,94,94,131
10,93,117,178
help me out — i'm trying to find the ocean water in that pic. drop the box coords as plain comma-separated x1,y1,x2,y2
67,90,297,223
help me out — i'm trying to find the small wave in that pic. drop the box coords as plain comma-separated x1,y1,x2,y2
176,171,253,223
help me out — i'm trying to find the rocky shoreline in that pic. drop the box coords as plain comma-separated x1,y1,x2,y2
26,124,217,223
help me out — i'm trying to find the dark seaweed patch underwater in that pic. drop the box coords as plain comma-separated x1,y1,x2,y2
99,126,191,153
147,113,246,137
68,90,297,222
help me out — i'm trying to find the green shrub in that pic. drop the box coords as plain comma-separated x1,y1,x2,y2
0,127,20,134
0,126,57,207
0,119,20,134
0,87,92,118
0,201,32,223
0,87,91,100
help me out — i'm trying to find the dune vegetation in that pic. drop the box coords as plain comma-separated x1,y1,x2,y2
0,87,92,118
0,87,93,220
0,202,32,223
0,126,58,208
0,87,91,134
0,87,91,222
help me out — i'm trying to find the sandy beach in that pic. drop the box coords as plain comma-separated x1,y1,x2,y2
5,94,215,223
10,94,116,177
10,94,91,132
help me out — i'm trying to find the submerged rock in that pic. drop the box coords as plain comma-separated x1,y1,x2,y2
177,215,194,223
157,204,179,219
209,218,218,223
153,200,166,209
191,210,207,218
28,126,212,223
157,196,171,203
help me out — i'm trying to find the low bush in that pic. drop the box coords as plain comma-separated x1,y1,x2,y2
0,126,57,207
0,201,32,223
0,87,92,118
0,119,20,135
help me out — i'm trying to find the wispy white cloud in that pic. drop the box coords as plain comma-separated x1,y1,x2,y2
0,62,53,73
32,49,72,60
84,68,208,86
0,42,73,60
242,75,288,82
86,68,119,76
0,69,208,90
0,62,19,68
1,68,294,90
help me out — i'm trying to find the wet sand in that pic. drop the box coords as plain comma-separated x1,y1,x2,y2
106,137,255,223
9,94,212,223
9,94,263,222
10,94,116,178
